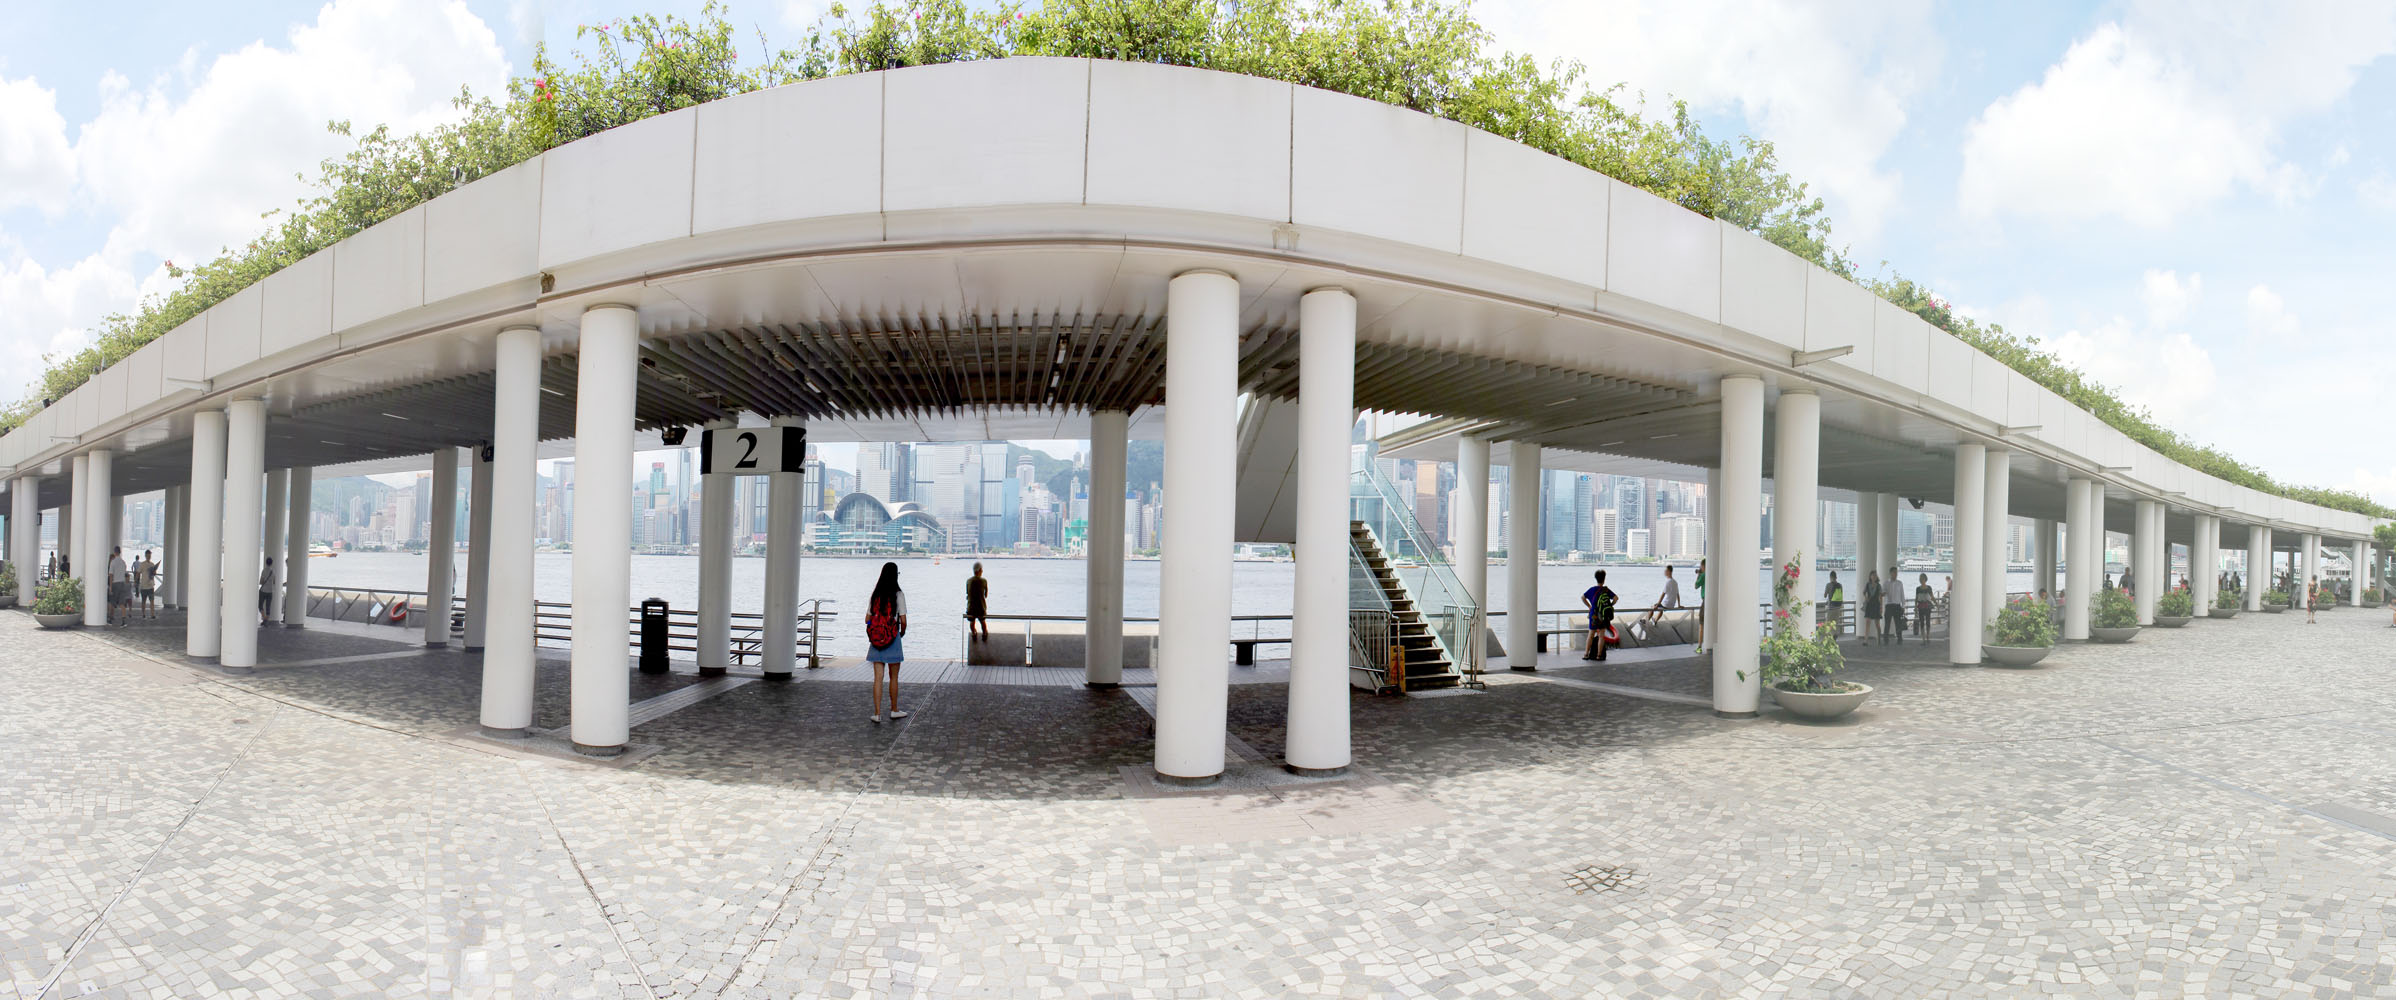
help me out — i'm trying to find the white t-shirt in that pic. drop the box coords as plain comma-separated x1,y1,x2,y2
260,565,277,591
108,557,128,584
1656,577,1680,609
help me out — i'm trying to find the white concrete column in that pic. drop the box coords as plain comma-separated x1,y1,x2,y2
1503,439,1542,668
2303,533,2322,607
10,478,36,604
1085,409,1129,687
1287,286,1355,775
1155,270,1238,785
1703,465,1723,651
187,411,227,658
696,420,736,677
2194,515,2216,613
761,416,803,680
464,444,493,651
1454,434,1490,657
1949,443,1986,664
1878,494,1900,580
569,306,639,755
2247,527,2269,611
2063,479,2094,640
173,484,192,608
484,325,543,738
1713,377,1764,716
81,451,111,627
261,468,288,625
1981,450,2010,621
2133,500,2161,625
2352,539,2368,606
1771,390,1819,634
1856,492,1881,610
2033,518,2057,599
66,455,85,587
283,467,311,626
160,486,182,608
220,399,267,668
425,449,460,647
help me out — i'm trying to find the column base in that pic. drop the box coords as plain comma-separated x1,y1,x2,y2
572,742,626,758
424,640,448,649
761,671,794,683
463,645,484,653
1284,762,1348,778
1154,771,1221,788
1712,709,1758,720
1509,665,1539,672
281,622,305,629
697,665,728,678
479,725,531,740
1085,681,1120,689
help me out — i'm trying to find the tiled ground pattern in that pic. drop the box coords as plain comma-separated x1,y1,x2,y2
3,607,2395,997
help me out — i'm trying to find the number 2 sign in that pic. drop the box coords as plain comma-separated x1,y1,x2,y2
699,425,806,475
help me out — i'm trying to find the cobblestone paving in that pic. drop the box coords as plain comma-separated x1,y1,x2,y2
4,606,2395,997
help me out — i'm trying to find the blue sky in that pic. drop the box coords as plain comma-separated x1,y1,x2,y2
3,0,2392,498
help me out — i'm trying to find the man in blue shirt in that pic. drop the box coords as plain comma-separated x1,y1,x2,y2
1581,570,1618,661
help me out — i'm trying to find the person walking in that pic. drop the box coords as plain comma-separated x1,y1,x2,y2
1691,558,1707,654
1860,570,1883,642
1823,570,1846,637
259,556,278,624
106,547,130,627
1884,564,1905,643
1580,570,1617,661
135,549,158,620
1914,573,1935,641
865,562,909,723
963,562,990,641
2306,578,2318,624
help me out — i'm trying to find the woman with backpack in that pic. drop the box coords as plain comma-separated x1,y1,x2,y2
866,562,910,723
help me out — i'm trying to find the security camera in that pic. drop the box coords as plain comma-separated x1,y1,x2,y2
660,426,689,446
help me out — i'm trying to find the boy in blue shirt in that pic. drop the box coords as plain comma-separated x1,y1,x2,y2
1581,570,1618,661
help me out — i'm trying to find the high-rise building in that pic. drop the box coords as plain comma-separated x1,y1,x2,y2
1656,513,1706,559
1822,500,1857,561
857,443,911,505
1626,527,1652,559
1611,475,1646,553
1591,508,1620,555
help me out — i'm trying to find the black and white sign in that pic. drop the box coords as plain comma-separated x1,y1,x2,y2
700,425,806,475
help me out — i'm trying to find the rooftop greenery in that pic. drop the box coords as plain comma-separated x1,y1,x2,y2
11,0,2389,519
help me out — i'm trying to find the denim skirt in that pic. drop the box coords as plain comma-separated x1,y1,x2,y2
867,634,905,663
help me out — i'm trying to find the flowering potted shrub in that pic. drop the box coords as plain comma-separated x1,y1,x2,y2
32,576,82,628
2261,589,2289,613
0,562,14,609
1747,553,1869,720
2211,588,2239,618
1983,595,2056,666
2153,589,2194,627
2090,588,2139,642
2365,587,2383,608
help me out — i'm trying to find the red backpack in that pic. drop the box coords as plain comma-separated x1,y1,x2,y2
866,597,899,649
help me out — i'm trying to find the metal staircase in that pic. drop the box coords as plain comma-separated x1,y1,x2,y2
1350,521,1463,690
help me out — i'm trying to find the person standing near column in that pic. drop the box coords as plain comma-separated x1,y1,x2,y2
259,556,277,624
864,562,909,723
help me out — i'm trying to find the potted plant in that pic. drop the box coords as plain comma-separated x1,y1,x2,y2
2090,588,2140,642
2154,589,2194,627
1983,595,2056,666
32,576,82,629
2365,587,2383,609
2210,588,2240,618
2261,588,2289,613
0,562,14,609
1746,553,1870,720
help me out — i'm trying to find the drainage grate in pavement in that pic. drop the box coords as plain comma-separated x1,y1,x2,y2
1563,864,1640,894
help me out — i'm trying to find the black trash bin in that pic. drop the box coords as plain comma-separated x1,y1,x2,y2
639,598,670,674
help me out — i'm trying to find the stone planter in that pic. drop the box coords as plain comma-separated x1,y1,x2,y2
2153,615,2193,628
1770,682,1872,721
2090,625,2140,643
34,612,80,629
0,595,14,609
1981,644,2052,667
2209,607,2238,619
2262,604,2287,614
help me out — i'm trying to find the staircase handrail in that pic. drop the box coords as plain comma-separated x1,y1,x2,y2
1349,458,1483,680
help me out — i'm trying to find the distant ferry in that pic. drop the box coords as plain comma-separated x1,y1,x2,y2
309,543,337,558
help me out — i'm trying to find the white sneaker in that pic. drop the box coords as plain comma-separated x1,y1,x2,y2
888,709,909,720
871,713,884,725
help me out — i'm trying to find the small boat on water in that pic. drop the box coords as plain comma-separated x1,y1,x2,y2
309,543,337,558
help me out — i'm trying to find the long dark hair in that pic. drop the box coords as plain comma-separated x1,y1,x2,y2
870,562,901,615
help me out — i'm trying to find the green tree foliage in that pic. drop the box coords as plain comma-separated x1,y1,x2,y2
9,0,2384,520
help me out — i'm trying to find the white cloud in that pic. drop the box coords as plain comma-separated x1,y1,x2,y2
2344,466,2396,505
1477,0,1941,242
781,0,838,31
2244,285,2299,340
0,0,511,396
2045,319,2218,428
1957,2,2396,227
74,0,510,268
0,77,77,214
2139,269,2200,328
2359,172,2396,213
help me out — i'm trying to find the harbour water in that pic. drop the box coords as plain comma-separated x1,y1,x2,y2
307,552,2058,659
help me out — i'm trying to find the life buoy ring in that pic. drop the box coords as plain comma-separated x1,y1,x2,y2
387,602,410,624
1601,624,1619,645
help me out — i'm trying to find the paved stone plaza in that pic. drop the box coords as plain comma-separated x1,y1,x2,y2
5,607,2395,998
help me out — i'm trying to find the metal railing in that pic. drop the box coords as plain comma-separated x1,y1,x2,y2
1351,452,1482,677
303,586,836,666
1348,533,1400,690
